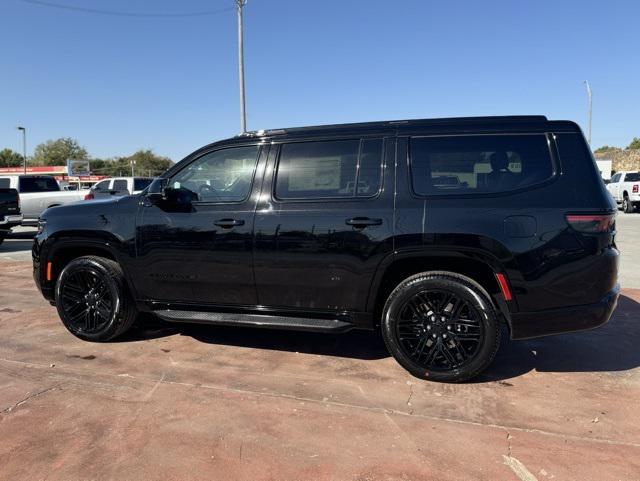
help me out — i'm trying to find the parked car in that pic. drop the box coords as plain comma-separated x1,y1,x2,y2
32,116,619,382
605,171,640,213
0,184,22,245
84,177,153,200
0,175,85,225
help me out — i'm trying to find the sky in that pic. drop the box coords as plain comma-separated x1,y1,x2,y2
1,0,639,162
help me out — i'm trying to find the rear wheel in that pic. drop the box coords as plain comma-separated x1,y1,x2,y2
623,196,634,213
381,272,500,382
55,256,137,341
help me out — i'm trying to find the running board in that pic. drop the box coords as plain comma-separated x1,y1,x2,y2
154,310,354,333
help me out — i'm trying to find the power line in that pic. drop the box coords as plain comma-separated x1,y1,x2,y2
20,0,234,18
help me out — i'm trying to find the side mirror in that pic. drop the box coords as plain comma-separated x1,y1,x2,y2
162,187,197,206
146,178,168,203
147,179,196,212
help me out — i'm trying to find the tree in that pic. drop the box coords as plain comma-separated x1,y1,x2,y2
0,148,24,168
125,149,172,177
628,137,640,150
31,138,89,166
594,145,616,153
89,150,172,177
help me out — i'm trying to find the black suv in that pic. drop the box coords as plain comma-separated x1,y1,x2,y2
33,116,619,382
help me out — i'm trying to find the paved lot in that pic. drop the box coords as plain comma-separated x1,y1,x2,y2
1,218,639,480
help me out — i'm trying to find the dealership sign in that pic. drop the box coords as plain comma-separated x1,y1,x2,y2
67,159,91,176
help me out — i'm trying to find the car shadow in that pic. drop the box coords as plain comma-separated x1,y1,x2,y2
0,239,34,253
120,314,390,361
118,294,640,378
477,294,640,382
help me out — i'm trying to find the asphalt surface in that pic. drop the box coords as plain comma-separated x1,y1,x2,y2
1,217,639,480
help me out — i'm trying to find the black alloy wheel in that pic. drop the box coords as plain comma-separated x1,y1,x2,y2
55,256,137,341
395,289,483,371
381,272,500,382
58,268,115,334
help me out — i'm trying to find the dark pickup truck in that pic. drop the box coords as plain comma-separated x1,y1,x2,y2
0,187,22,245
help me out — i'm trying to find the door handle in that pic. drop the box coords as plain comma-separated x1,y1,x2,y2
214,218,245,228
345,217,383,228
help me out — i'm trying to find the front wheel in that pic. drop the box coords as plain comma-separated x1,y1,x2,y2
381,272,501,382
55,256,137,341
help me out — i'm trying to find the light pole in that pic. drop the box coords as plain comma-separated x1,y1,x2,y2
236,0,247,134
16,126,27,174
583,80,592,145
130,159,136,177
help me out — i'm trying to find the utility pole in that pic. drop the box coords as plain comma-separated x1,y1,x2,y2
583,80,592,145
131,159,136,177
16,126,27,174
236,0,247,134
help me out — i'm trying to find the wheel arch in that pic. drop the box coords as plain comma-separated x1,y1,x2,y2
46,238,138,300
367,250,512,330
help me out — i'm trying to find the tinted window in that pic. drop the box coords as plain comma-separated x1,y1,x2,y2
171,145,259,202
410,134,554,195
113,180,129,192
19,176,60,193
134,178,152,191
0,178,10,189
625,173,640,182
275,139,383,199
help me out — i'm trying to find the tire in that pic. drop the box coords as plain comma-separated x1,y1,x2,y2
55,256,137,342
381,271,500,383
623,196,634,213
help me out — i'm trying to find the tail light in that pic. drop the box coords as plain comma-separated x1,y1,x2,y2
566,214,615,233
84,192,94,200
633,185,639,193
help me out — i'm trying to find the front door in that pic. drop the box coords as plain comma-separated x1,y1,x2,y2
253,136,395,316
134,144,267,306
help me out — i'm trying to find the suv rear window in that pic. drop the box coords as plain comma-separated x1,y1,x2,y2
410,134,554,195
19,176,60,193
275,139,383,199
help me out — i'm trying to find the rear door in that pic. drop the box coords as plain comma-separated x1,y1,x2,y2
253,135,395,317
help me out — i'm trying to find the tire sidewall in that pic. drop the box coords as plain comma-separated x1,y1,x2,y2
55,257,124,342
382,275,499,382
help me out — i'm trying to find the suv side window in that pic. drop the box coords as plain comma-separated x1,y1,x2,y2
170,145,260,202
410,134,554,195
275,138,383,200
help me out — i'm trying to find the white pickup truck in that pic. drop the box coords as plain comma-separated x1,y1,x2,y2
606,171,640,213
0,175,86,225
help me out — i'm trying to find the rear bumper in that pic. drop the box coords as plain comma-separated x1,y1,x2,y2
0,214,23,228
510,284,620,340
